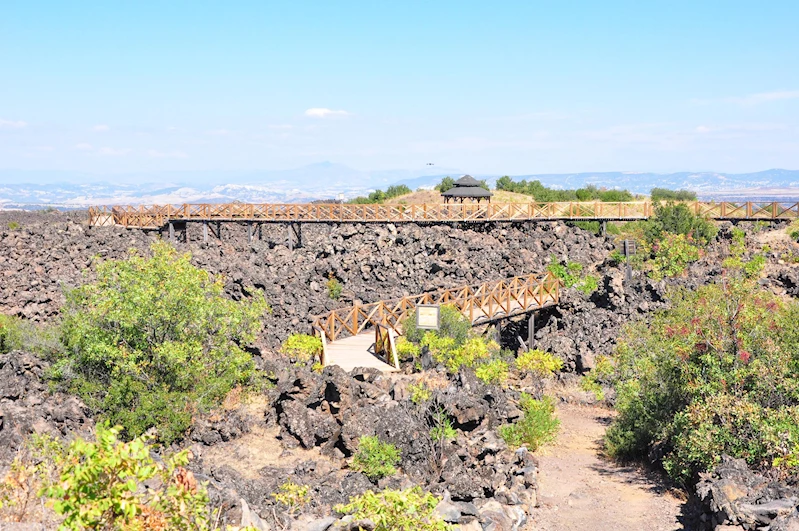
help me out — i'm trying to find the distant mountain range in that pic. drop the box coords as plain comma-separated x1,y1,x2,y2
2,165,799,208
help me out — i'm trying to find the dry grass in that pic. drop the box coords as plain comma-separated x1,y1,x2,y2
385,189,533,205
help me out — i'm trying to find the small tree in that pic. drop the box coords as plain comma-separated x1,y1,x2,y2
435,177,455,193
55,242,268,444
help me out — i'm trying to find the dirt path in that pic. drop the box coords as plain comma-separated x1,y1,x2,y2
529,403,686,531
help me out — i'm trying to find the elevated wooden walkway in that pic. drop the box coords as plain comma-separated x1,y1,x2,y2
312,272,560,372
89,201,799,229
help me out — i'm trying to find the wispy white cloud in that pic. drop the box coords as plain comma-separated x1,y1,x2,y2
693,90,799,106
0,118,27,129
304,108,350,118
93,124,110,132
97,147,131,156
147,149,188,159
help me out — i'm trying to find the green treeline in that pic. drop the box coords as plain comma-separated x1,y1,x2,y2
495,176,634,202
348,185,412,204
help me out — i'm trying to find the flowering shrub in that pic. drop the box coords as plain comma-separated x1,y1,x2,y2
606,278,799,484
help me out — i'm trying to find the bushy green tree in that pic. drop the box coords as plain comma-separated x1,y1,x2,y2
435,177,455,193
643,202,717,246
54,242,268,444
606,279,799,484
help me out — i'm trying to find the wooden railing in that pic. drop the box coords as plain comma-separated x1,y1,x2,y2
88,201,799,228
311,272,561,343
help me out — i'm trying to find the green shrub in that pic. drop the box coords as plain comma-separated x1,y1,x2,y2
498,394,559,451
475,358,509,385
547,258,599,294
516,349,563,377
650,188,697,201
272,479,310,516
408,381,431,404
7,221,20,230
348,184,412,204
352,436,401,482
281,333,323,363
605,279,799,484
42,425,214,530
650,233,701,279
334,487,453,531
643,202,717,246
326,274,343,300
53,242,268,444
423,334,497,373
788,220,799,240
495,177,632,202
569,221,600,234
396,337,421,359
0,314,63,357
723,228,766,279
580,378,605,401
429,408,457,442
403,305,471,346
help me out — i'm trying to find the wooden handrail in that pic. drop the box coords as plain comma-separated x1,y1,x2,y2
311,272,562,343
87,201,799,228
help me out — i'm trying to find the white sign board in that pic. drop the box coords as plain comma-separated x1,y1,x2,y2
416,304,440,330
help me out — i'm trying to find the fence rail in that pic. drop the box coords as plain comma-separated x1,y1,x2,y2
88,201,799,228
311,272,561,343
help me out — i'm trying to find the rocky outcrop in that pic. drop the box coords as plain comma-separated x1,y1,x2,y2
0,351,93,466
697,456,799,530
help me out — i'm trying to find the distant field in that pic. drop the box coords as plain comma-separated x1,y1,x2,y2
386,189,535,204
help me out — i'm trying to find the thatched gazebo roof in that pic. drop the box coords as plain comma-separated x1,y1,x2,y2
441,175,493,203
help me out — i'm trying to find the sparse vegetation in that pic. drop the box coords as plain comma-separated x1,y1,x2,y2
547,258,599,294
352,436,401,482
429,408,457,442
348,185,412,204
272,480,310,516
408,381,432,404
0,314,63,357
334,487,453,531
496,177,634,202
51,242,268,444
7,221,20,230
650,188,697,201
498,394,559,451
326,272,343,299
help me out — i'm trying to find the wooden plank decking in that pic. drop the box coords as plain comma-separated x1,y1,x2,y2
324,332,399,373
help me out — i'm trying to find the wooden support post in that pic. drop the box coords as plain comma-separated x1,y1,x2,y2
168,222,175,242
217,221,222,241
287,223,294,250
528,312,535,351
258,223,263,241
247,221,253,243
601,220,607,236
203,221,208,243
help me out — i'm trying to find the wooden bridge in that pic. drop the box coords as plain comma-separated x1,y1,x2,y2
89,201,799,230
311,272,561,372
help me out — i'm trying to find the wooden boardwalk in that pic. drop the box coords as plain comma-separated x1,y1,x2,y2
88,200,799,229
315,273,560,372
324,332,399,373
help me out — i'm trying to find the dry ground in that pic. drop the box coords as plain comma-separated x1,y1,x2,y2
529,403,687,531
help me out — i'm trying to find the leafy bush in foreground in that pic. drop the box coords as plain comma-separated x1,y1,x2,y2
606,278,799,484
498,394,559,451
650,233,701,279
352,436,401,482
547,259,599,294
475,358,509,385
335,487,453,531
643,202,717,246
44,425,213,530
53,242,268,444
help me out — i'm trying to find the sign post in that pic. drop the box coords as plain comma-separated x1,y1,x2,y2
416,304,441,331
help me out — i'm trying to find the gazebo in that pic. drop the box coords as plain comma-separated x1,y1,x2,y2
441,175,493,203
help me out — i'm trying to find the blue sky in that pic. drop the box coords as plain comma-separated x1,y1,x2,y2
1,0,798,180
